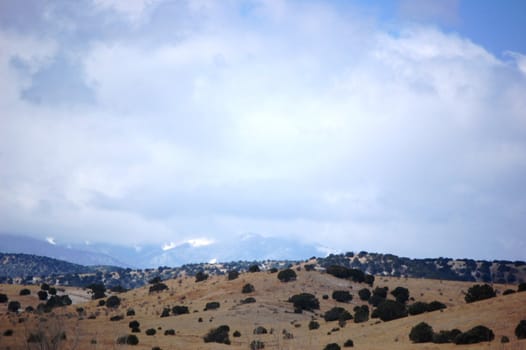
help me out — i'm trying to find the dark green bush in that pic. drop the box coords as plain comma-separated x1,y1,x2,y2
203,325,230,344
160,307,170,317
242,283,255,293
323,343,341,350
172,305,189,315
3,329,13,336
408,302,427,315
7,301,20,312
145,328,156,336
129,320,140,329
0,293,8,303
432,329,461,343
353,305,369,323
518,283,526,292
409,322,433,343
253,326,267,334
288,293,320,311
454,325,494,344
110,315,124,321
501,335,510,343
358,288,370,301
233,330,241,337
204,301,220,311
324,307,353,322
464,284,496,303
126,334,139,345
127,308,135,316
332,290,352,303
516,320,526,339
241,297,256,304
248,265,260,273
149,283,168,293
503,289,516,295
106,295,121,308
195,271,208,282
343,339,354,347
373,300,407,322
390,287,409,304
227,270,239,280
19,288,31,296
308,320,320,330
277,268,297,282
164,329,175,336
427,301,446,312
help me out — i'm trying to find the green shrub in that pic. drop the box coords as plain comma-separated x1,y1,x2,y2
358,288,370,301
19,288,31,296
353,305,369,323
106,296,121,308
233,330,241,337
145,328,156,336
248,265,260,273
516,320,526,339
149,283,168,293
427,301,446,312
288,293,320,311
7,301,20,312
308,320,320,330
3,329,13,336
432,329,461,343
323,343,341,350
501,335,510,343
204,302,220,311
343,339,354,347
277,268,297,282
324,307,353,322
126,334,139,345
0,293,8,303
164,329,175,336
408,302,427,315
390,287,409,304
195,271,208,282
409,322,433,343
464,284,496,303
518,283,526,292
373,300,407,322
227,270,239,280
203,325,230,344
503,289,516,295
454,325,494,344
172,305,189,315
242,283,255,293
332,290,352,303
129,320,140,329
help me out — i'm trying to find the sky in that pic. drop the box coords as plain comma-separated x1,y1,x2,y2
1,0,525,261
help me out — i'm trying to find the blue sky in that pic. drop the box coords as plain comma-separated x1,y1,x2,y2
0,0,525,260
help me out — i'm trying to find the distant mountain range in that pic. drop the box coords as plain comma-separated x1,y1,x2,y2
0,233,325,268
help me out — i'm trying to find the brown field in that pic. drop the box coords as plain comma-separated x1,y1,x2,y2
0,263,525,350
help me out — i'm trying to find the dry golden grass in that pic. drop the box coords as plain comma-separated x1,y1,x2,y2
0,266,525,350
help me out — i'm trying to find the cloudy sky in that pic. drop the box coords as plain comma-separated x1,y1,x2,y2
1,0,525,261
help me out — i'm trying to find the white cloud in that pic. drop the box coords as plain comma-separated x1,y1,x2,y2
0,1,525,260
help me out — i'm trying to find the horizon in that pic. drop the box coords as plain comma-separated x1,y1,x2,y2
1,0,526,262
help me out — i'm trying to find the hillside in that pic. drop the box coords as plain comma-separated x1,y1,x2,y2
0,261,525,349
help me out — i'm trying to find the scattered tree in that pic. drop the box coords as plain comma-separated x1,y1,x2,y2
195,271,208,282
277,268,297,282
288,293,320,312
372,300,407,322
409,322,434,343
242,283,255,293
106,295,121,308
203,325,230,344
358,288,371,301
19,288,31,296
332,290,352,303
8,301,20,312
324,307,353,322
227,270,239,280
391,286,409,304
516,320,526,339
454,325,494,344
465,284,496,303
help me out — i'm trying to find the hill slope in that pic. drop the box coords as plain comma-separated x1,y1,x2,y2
0,261,525,349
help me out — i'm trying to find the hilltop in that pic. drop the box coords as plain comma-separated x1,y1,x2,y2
0,259,525,349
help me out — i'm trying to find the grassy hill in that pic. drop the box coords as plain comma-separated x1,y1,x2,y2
0,260,525,349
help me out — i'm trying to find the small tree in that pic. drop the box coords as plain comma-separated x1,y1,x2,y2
373,300,407,322
0,293,8,303
332,290,352,303
516,320,526,339
323,343,341,350
324,307,353,322
288,293,319,312
308,321,320,330
277,268,297,282
353,305,369,323
195,271,208,282
408,302,428,315
227,270,239,280
106,295,121,308
358,288,370,301
409,322,434,343
465,284,496,303
37,290,48,301
249,265,260,273
242,283,255,293
454,325,494,344
8,301,20,312
20,288,31,296
391,286,409,304
203,325,230,344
